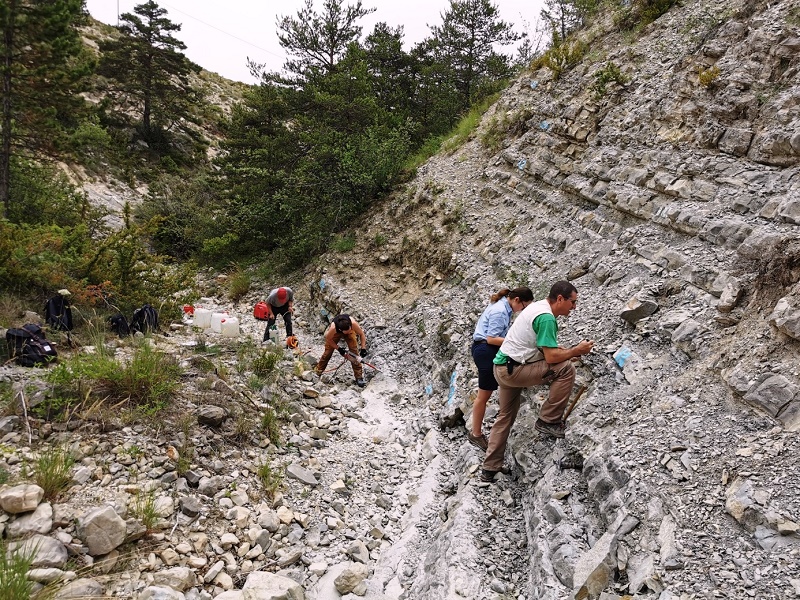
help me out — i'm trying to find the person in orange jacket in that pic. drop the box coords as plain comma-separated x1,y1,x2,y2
314,314,368,387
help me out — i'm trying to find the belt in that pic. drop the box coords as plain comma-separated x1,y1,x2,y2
472,339,487,345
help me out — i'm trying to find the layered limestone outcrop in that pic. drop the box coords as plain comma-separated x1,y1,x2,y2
308,0,800,597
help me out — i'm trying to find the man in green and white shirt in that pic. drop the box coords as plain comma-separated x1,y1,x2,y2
482,281,594,482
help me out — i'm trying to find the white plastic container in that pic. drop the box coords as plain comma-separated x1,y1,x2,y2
220,317,239,337
210,312,228,333
193,307,212,329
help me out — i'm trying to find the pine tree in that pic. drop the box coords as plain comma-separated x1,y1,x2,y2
275,0,375,81
0,0,90,218
97,0,200,145
540,0,597,41
427,0,520,112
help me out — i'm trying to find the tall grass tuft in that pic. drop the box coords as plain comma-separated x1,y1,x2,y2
257,462,283,501
131,489,159,530
35,445,75,501
252,348,282,377
0,539,37,600
260,407,281,445
119,342,181,409
45,340,182,416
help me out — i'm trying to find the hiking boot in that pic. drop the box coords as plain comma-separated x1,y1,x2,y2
480,465,512,483
355,378,366,387
535,419,566,439
467,432,489,452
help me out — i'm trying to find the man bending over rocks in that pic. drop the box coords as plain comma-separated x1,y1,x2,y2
481,280,594,483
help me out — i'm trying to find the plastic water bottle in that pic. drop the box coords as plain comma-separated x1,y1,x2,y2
269,326,279,345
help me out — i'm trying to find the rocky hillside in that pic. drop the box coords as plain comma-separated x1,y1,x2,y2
1,0,799,599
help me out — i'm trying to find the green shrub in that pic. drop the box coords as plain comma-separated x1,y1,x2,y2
531,40,588,80
0,166,195,313
175,415,194,475
247,375,265,391
116,343,182,410
591,62,630,99
68,119,112,153
0,382,13,412
35,446,75,501
227,266,251,301
331,234,356,253
5,158,95,228
481,108,534,152
230,411,256,442
698,65,720,87
440,93,500,154
135,173,219,261
403,135,445,173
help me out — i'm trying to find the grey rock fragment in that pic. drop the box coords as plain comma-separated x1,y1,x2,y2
197,405,227,426
0,484,44,514
77,505,127,556
620,296,659,324
770,296,800,340
54,577,105,598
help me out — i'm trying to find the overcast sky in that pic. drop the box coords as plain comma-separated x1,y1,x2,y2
84,0,545,84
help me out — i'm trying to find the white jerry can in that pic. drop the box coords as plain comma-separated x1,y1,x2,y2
220,317,239,337
210,312,228,333
193,307,212,329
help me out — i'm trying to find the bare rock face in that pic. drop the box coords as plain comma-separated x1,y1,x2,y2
2,2,799,600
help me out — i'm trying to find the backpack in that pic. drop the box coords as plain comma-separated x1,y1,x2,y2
109,314,131,337
130,304,158,334
253,301,270,321
5,324,58,367
44,295,73,331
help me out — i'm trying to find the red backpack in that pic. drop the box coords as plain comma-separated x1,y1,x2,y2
253,301,270,320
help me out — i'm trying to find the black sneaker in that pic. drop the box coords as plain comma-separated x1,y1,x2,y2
480,465,512,482
467,432,488,452
535,419,565,439
355,379,366,387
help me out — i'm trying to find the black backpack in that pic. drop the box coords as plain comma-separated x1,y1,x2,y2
130,304,158,334
5,324,58,367
109,314,131,337
44,295,73,331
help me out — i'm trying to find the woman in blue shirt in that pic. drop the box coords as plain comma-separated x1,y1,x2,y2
469,286,534,451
